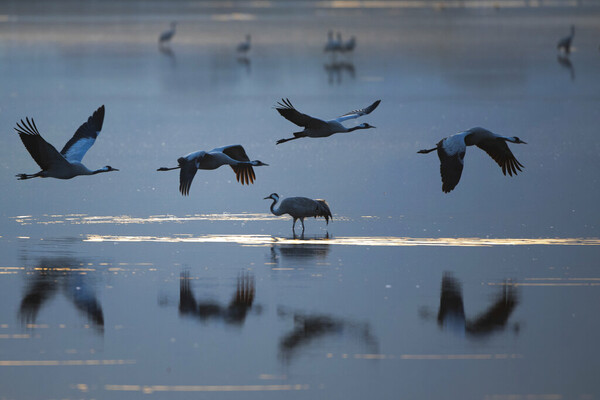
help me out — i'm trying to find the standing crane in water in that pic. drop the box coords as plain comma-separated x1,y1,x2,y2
237,34,251,54
264,193,332,235
14,105,119,180
159,21,177,44
274,98,380,144
418,127,526,193
557,25,575,54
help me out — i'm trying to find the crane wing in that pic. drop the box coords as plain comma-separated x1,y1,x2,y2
231,164,256,185
14,117,71,171
438,147,465,193
335,99,380,123
275,98,328,129
60,105,105,163
476,139,524,177
211,145,256,185
219,144,250,162
178,157,198,196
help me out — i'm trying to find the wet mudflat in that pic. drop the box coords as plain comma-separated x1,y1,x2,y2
1,1,600,399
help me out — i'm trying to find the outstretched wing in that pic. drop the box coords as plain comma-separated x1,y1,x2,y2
335,99,380,123
275,98,328,129
178,157,198,196
214,144,257,185
60,105,105,163
14,117,70,171
476,139,524,177
220,144,250,162
231,164,256,185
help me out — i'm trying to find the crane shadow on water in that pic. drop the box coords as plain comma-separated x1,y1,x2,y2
557,54,575,81
159,43,177,67
18,256,104,334
237,55,251,75
177,271,259,327
269,232,332,265
277,307,379,364
324,61,355,85
420,272,520,339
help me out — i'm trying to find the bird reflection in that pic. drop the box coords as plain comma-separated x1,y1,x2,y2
324,61,355,85
278,308,378,363
159,44,176,65
237,56,251,74
179,271,255,325
436,272,519,338
557,54,575,81
19,257,104,333
269,234,331,265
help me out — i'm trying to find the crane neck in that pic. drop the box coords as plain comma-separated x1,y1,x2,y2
91,166,116,175
346,125,368,132
269,198,284,216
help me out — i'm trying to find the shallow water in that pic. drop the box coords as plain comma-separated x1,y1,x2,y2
1,1,600,399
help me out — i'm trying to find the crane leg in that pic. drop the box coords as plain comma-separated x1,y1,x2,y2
16,173,41,180
292,218,297,233
276,136,300,145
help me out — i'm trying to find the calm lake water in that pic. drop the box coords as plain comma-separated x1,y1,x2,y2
1,1,600,399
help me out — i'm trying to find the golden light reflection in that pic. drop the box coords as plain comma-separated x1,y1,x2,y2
12,213,286,225
105,384,309,393
84,234,600,248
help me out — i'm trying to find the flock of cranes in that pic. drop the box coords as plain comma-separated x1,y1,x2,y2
12,99,526,233
14,23,581,234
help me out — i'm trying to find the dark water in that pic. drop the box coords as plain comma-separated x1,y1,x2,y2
1,1,600,399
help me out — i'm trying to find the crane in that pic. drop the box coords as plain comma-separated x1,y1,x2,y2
159,21,176,44
275,98,380,144
557,25,575,54
14,105,118,180
264,193,332,234
157,144,268,196
418,127,526,193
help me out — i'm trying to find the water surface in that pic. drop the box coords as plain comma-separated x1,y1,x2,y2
1,1,600,399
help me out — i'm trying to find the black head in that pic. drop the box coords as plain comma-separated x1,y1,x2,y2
105,165,119,172
361,123,376,129
264,193,279,201
511,137,527,144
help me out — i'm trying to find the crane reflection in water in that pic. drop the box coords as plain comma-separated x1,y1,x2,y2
178,271,257,326
18,257,104,334
277,307,379,363
269,233,331,266
423,272,520,338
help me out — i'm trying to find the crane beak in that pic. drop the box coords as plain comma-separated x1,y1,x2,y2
263,196,271,200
